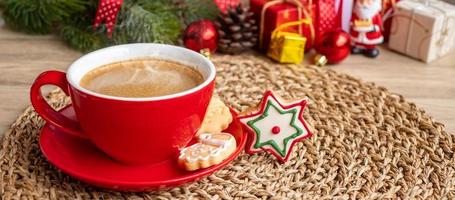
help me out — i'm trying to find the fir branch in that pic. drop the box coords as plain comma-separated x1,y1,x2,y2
110,29,129,45
117,4,181,44
137,0,176,13
3,0,88,34
58,0,106,52
175,0,220,25
60,24,107,52
2,0,219,52
64,0,99,28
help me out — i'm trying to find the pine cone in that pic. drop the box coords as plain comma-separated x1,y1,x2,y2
215,5,258,54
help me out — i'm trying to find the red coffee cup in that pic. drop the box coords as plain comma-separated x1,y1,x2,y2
30,43,216,165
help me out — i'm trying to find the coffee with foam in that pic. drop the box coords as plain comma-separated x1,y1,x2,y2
80,58,204,98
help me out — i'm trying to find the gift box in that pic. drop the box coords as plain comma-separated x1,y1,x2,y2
267,20,308,63
381,0,400,41
314,0,342,38
388,0,455,63
250,0,315,52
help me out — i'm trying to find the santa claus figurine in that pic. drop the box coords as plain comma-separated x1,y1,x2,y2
350,0,384,58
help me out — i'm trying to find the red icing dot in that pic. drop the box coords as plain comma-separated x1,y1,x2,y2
271,126,280,134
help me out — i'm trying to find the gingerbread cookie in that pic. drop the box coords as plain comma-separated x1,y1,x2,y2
178,132,236,171
197,96,233,134
238,90,313,163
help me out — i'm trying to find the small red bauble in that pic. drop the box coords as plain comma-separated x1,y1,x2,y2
315,30,351,64
184,20,218,53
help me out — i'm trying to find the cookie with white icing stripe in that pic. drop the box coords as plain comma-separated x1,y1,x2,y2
178,132,236,171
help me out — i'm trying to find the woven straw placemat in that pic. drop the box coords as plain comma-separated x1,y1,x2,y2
1,54,455,199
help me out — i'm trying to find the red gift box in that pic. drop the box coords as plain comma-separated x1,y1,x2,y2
251,0,316,52
381,0,399,42
314,0,342,39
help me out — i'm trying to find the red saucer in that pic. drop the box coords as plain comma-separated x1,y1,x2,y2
39,106,246,191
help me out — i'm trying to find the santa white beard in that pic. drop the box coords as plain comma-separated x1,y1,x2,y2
354,1,381,19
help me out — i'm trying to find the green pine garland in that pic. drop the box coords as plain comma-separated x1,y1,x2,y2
59,0,106,51
60,24,107,52
3,0,88,34
175,0,220,25
2,0,220,52
118,3,181,44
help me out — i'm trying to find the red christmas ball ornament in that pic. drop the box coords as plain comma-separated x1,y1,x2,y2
184,20,218,54
315,30,351,64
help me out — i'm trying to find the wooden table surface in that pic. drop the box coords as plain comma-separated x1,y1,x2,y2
0,24,454,137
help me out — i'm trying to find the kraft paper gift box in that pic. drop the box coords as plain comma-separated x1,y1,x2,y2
388,0,455,63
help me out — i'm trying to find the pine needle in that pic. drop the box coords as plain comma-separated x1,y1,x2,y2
60,24,106,52
117,4,181,44
3,0,87,34
177,0,220,25
2,0,220,51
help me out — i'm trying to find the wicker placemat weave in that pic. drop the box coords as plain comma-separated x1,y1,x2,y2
1,54,455,199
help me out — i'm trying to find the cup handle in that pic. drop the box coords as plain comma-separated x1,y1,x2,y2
30,71,87,139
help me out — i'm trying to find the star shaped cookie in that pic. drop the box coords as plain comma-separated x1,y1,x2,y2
238,90,312,163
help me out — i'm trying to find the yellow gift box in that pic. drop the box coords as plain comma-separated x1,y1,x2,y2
267,19,310,64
